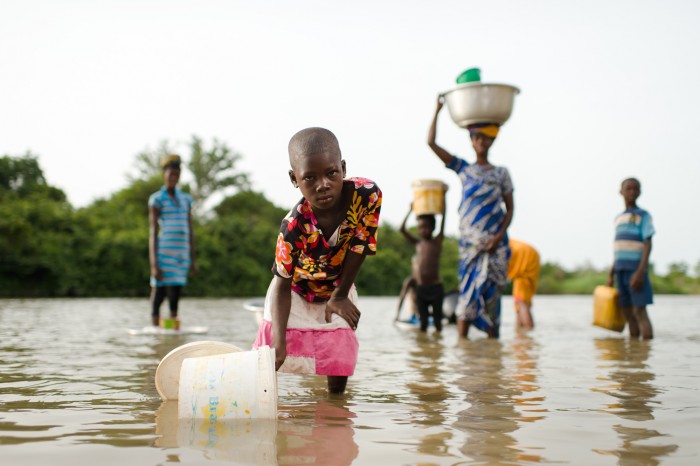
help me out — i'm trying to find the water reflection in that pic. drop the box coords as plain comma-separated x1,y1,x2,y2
155,400,277,463
592,338,678,463
2,297,699,465
451,337,545,463
154,400,358,465
510,334,547,425
136,333,189,398
593,338,660,421
405,333,454,457
277,401,359,465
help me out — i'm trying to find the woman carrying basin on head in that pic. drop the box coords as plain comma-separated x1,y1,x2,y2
427,96,513,339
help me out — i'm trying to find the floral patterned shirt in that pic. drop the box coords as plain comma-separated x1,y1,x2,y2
273,177,382,302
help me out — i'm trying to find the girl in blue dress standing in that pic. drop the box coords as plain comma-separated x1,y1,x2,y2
148,155,197,327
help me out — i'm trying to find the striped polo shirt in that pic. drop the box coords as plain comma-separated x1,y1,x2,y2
613,207,655,271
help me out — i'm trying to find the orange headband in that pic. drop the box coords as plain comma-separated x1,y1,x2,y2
467,124,500,138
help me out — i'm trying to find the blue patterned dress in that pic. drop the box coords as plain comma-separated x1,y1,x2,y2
447,157,513,335
148,187,193,287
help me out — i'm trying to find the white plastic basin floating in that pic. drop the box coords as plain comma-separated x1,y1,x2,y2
443,82,520,128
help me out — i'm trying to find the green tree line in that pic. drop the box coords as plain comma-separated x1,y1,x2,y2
2,145,699,298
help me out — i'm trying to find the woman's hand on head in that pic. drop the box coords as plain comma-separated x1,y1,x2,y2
436,94,445,111
326,296,361,330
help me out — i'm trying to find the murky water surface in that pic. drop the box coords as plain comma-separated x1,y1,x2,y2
1,296,698,465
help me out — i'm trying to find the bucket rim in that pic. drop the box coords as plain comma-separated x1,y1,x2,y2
156,340,243,400
411,179,448,188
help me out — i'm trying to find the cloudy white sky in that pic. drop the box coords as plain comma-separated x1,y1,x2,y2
2,0,699,274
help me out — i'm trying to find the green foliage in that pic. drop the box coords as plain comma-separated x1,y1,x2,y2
128,140,177,182
535,261,700,295
188,136,250,218
188,216,271,297
0,154,74,296
66,177,164,296
651,262,700,294
0,153,66,201
440,236,460,292
127,136,251,219
536,262,569,294
0,199,75,296
187,191,287,297
356,224,459,295
356,225,413,295
214,190,286,221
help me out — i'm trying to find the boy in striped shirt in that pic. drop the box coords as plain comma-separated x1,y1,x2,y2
607,177,654,339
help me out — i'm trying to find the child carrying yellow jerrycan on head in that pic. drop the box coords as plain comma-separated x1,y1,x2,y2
252,127,382,395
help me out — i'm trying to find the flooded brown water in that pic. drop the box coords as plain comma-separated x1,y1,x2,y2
1,296,698,465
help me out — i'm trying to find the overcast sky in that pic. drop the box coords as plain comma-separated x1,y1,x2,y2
2,0,699,274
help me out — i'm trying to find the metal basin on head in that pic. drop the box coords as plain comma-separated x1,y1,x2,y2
443,82,520,128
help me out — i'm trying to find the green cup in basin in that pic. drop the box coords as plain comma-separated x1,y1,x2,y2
456,68,481,84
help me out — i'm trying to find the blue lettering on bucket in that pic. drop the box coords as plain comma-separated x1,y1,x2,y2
205,397,221,447
208,396,219,423
206,422,219,448
207,373,217,390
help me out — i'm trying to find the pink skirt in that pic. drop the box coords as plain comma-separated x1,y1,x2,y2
253,282,359,376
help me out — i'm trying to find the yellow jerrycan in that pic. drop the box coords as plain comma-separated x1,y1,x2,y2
592,285,626,332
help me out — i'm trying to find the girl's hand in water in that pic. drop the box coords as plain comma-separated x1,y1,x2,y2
326,296,361,330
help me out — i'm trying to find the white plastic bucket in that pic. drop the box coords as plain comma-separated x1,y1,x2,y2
411,180,447,216
177,345,277,420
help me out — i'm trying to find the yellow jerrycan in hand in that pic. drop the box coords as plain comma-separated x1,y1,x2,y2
592,285,626,332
